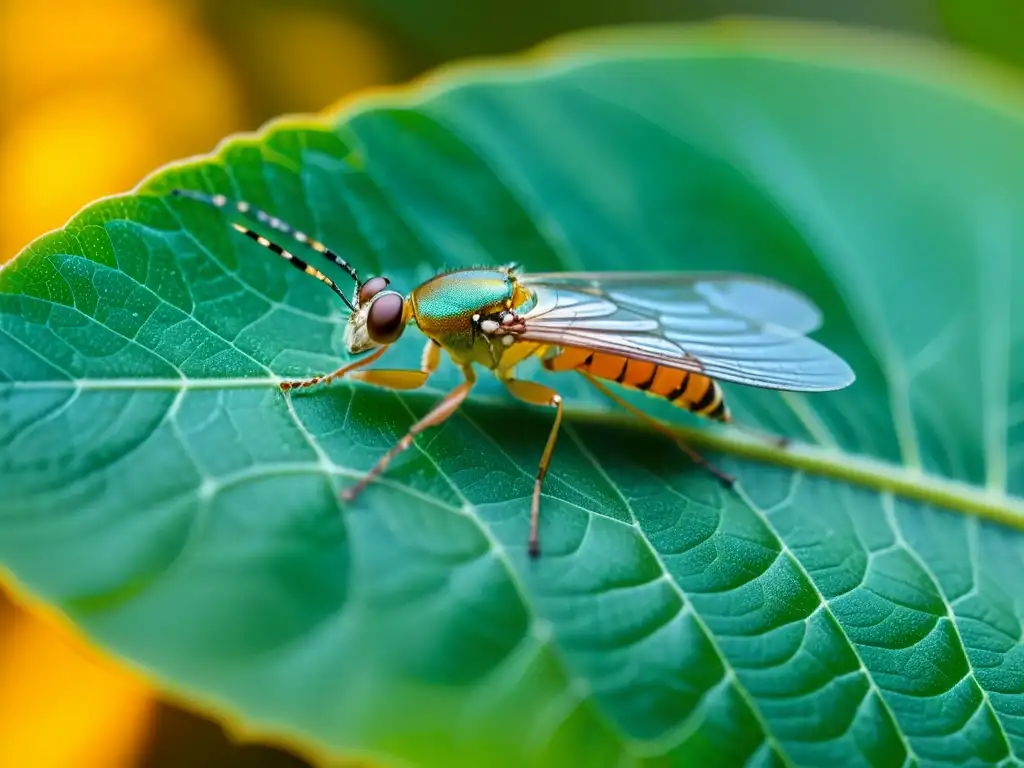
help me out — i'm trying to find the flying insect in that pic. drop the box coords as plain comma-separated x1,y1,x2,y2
171,188,855,557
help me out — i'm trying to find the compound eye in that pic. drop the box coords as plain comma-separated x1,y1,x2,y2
366,292,405,345
358,276,390,305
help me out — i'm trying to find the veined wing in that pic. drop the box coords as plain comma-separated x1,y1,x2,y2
516,271,855,392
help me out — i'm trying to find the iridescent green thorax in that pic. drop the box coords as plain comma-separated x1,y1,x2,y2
411,268,515,340
408,267,536,368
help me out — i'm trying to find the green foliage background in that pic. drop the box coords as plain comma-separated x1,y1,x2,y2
2,16,1024,768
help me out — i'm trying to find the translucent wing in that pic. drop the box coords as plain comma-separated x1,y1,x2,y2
516,271,855,391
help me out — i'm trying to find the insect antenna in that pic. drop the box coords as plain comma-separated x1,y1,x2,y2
171,188,361,309
234,223,357,311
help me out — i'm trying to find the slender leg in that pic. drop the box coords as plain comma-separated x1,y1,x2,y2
283,339,440,392
281,345,388,392
503,378,563,559
340,365,477,502
347,339,441,390
581,372,736,488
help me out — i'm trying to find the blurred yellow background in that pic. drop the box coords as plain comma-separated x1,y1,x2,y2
1,0,1020,765
0,0,398,263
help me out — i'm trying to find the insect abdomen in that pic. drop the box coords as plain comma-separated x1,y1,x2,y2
544,349,730,422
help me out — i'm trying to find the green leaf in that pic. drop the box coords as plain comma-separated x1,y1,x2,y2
2,19,1023,768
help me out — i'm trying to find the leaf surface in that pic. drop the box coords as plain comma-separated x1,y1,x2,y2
2,21,1024,768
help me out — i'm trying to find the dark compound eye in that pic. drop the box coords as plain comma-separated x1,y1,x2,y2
366,292,405,345
358,276,390,305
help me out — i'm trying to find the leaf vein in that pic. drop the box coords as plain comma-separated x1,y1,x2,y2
563,423,792,764
883,492,1017,757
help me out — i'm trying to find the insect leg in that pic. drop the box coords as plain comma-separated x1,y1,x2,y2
502,379,563,559
340,364,476,503
171,189,361,290
280,345,388,392
284,339,440,392
580,372,735,488
347,339,442,390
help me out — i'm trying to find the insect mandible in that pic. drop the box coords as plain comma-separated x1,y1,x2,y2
171,189,856,557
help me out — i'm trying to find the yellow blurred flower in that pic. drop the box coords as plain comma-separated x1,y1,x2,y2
216,2,397,119
0,0,243,260
0,592,154,768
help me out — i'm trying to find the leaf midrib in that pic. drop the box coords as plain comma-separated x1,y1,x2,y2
4,374,1023,531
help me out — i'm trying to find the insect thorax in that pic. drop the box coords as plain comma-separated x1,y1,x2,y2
410,268,532,359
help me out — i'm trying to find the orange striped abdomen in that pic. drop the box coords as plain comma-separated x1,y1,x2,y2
543,348,730,422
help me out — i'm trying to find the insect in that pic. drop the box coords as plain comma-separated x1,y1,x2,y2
171,188,855,557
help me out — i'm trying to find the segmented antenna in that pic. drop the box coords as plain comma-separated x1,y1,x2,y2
171,188,360,311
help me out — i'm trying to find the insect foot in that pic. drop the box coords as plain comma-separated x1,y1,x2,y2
280,377,322,392
695,456,735,489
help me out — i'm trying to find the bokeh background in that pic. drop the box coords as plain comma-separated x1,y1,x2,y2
1,0,1021,765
